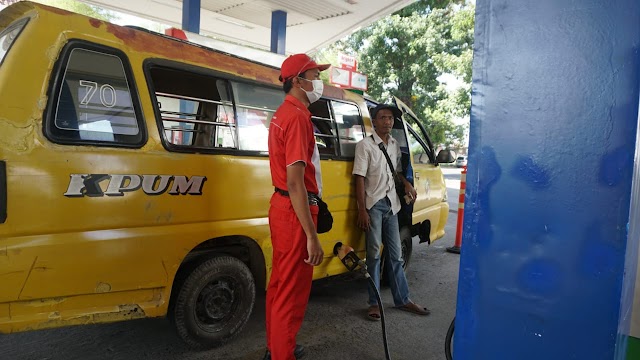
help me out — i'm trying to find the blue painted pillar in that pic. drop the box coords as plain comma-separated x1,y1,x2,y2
179,0,200,144
182,0,200,34
271,10,286,55
455,1,640,359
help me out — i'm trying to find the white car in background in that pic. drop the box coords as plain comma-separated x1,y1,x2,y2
456,155,468,168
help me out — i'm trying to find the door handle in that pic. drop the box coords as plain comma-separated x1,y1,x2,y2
415,171,420,179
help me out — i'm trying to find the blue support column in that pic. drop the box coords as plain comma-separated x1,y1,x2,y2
271,10,286,55
182,0,201,34
180,0,200,144
455,1,640,359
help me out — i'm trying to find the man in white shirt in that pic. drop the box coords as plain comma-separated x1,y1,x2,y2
352,103,430,320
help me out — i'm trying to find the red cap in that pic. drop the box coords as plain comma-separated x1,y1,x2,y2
279,54,330,82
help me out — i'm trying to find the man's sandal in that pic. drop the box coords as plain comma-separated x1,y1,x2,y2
367,305,381,321
395,301,431,316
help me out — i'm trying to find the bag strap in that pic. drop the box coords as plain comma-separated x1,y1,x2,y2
372,136,407,200
372,135,397,175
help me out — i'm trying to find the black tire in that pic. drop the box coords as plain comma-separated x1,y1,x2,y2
381,226,413,284
171,256,255,348
399,226,413,271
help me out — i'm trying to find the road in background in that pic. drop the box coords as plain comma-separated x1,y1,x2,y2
442,166,463,214
1,170,464,360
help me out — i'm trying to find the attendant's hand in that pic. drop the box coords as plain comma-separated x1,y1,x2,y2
305,236,324,266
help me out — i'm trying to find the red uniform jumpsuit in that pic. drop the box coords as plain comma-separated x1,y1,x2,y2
266,94,322,360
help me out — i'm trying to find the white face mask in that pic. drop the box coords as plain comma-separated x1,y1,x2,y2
299,78,324,104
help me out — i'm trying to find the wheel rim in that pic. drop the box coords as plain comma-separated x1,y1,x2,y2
195,276,241,332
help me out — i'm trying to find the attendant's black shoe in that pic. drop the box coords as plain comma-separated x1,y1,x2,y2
261,344,305,359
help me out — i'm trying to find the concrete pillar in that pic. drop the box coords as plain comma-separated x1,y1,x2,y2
182,0,200,34
455,1,640,359
270,10,286,55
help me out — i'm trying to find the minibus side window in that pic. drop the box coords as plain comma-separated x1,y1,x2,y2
309,99,338,157
402,111,436,163
231,81,283,152
149,67,235,150
391,126,409,148
331,101,363,158
390,114,410,173
47,45,145,146
156,95,198,146
407,127,431,164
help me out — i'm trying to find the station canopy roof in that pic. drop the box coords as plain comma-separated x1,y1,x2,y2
82,0,416,55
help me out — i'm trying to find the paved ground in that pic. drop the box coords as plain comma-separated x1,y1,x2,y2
1,168,463,360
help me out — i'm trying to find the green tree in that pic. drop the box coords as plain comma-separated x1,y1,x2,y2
33,0,115,21
318,1,474,146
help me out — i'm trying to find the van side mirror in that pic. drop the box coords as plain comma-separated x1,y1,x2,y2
436,149,456,163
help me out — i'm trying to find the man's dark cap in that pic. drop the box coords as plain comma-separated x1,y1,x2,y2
370,103,402,120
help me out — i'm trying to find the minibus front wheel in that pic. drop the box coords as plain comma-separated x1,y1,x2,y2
170,255,256,348
381,226,413,284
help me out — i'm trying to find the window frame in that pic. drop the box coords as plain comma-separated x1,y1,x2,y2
44,40,147,148
309,99,337,159
143,59,365,159
402,112,436,164
230,79,284,154
406,126,433,165
328,99,365,160
391,96,438,164
144,58,283,157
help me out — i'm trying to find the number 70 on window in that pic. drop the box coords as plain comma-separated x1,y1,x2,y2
79,80,117,108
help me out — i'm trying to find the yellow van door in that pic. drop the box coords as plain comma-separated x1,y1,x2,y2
393,96,448,242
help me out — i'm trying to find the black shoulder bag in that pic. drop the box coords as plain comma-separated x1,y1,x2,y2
316,197,333,233
309,193,333,234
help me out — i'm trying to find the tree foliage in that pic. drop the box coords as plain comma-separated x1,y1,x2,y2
318,0,474,147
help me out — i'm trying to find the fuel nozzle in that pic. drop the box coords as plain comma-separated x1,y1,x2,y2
333,242,367,274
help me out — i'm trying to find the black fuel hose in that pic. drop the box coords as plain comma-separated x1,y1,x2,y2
333,243,392,360
445,317,455,360
366,274,391,360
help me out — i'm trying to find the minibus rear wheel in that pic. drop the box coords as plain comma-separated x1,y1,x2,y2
171,255,256,348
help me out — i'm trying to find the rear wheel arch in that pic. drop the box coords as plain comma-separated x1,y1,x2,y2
173,236,267,292
168,236,266,348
